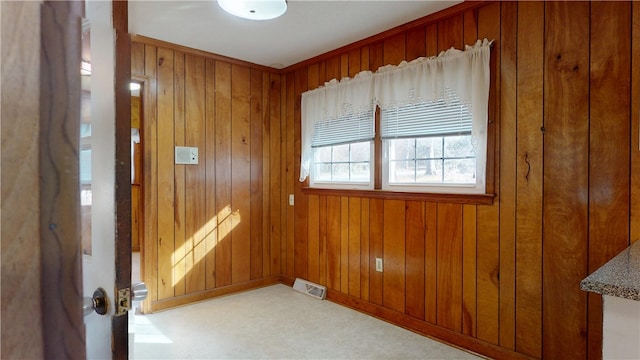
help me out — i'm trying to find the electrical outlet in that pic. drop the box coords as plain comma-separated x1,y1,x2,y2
289,194,294,206
375,258,383,272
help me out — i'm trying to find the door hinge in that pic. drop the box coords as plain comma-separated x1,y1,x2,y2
115,288,130,316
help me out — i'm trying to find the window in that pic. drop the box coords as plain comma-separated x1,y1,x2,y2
300,39,493,196
380,89,486,194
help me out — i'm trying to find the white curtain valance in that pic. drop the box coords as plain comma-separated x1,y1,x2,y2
300,38,493,182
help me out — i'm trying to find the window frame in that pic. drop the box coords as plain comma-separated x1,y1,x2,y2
309,141,375,190
304,105,496,206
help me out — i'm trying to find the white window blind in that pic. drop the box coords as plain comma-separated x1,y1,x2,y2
311,110,374,148
381,89,472,139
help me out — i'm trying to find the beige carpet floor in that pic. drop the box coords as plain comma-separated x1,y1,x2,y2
128,280,483,359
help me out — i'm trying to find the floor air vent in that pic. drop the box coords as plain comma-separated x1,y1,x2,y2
292,278,326,300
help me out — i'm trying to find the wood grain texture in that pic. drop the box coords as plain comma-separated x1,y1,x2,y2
498,1,517,350
143,44,159,305
588,3,631,358
231,64,251,284
250,69,264,280
307,195,320,283
340,197,349,293
2,2,46,358
424,202,438,324
436,203,463,332
543,2,590,358
462,204,477,337
215,61,233,288
360,198,371,301
285,73,295,278
173,52,186,296
348,197,362,297
475,1,501,346
204,58,217,289
383,200,405,313
185,54,207,293
632,2,640,244
269,73,282,276
326,196,341,291
293,68,308,281
156,47,176,299
369,198,384,306
405,201,425,320
515,2,543,357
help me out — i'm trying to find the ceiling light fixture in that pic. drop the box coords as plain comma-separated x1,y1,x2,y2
218,0,287,21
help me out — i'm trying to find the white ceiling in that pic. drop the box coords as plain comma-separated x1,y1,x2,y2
129,1,461,69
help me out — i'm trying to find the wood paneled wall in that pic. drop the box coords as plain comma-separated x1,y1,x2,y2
282,2,640,360
131,39,286,311
130,1,639,359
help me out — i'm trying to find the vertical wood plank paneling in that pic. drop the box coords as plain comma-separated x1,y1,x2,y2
326,196,341,291
262,73,272,277
360,45,370,71
156,47,175,300
231,64,251,284
284,73,295,278
499,1,517,350
369,198,384,306
383,199,405,313
405,201,425,320
269,73,282,276
293,68,308,280
280,77,288,278
131,42,144,75
461,7,478,340
515,2,543,357
543,2,590,358
348,197,361,298
307,64,321,284
318,195,328,285
463,9,478,46
360,198,370,301
325,55,340,82
307,195,320,283
369,42,384,72
632,2,640,243
438,13,464,50
173,52,186,296
340,197,349,293
462,204,477,337
340,54,349,79
405,26,426,61
476,1,501,345
143,44,159,303
424,202,437,324
204,59,217,289
348,48,361,77
436,203,463,332
250,69,264,280
588,3,631,358
425,23,438,57
383,33,406,66
215,61,233,287
185,53,206,293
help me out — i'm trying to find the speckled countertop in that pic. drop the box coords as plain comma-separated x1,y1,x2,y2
580,240,640,301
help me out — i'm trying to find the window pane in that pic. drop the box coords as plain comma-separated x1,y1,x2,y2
350,163,370,182
390,160,415,183
444,135,474,158
315,163,332,181
350,142,370,162
444,158,476,183
332,163,349,181
416,137,443,159
415,159,442,183
315,146,332,162
332,144,349,162
389,138,415,161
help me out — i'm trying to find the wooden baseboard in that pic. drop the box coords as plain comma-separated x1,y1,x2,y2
326,289,534,360
145,276,281,313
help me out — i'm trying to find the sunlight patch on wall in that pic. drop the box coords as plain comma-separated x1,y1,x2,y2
171,205,241,286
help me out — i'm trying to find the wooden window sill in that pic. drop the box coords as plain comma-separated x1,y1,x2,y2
301,187,495,205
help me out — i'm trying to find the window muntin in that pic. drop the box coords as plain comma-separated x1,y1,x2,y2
385,135,476,185
311,141,373,189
